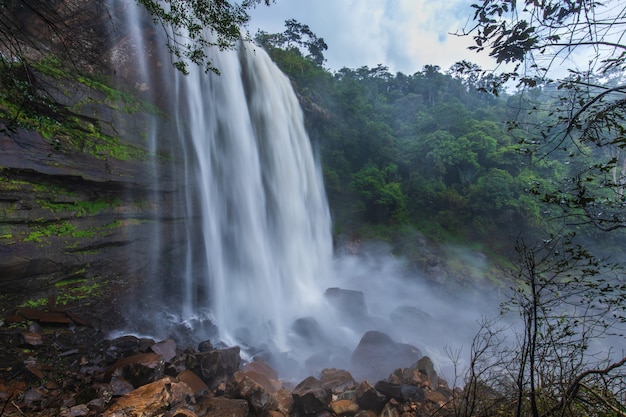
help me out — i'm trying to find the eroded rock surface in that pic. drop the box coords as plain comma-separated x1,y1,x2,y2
0,309,457,417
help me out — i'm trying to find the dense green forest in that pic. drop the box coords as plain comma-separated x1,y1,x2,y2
254,23,626,261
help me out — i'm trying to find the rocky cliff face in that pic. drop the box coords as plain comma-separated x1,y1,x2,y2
0,1,185,314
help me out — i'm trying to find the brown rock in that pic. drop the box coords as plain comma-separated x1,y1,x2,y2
320,368,357,394
233,372,277,414
330,399,360,415
350,331,421,383
102,376,193,417
243,359,278,380
176,370,208,398
151,338,176,362
105,352,164,388
106,353,163,374
415,356,438,389
197,346,240,388
197,340,213,352
398,368,426,386
356,381,386,412
238,370,278,393
292,376,331,415
274,388,294,415
374,380,425,403
242,359,282,391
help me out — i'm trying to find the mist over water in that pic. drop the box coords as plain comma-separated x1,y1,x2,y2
114,2,498,382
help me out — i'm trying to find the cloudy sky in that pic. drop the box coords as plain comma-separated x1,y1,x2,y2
248,0,495,75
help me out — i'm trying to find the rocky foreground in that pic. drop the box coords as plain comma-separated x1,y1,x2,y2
0,306,457,417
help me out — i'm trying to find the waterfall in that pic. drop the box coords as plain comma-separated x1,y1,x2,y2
172,43,334,350
113,2,333,357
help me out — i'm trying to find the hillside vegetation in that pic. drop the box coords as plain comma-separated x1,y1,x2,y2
255,25,626,264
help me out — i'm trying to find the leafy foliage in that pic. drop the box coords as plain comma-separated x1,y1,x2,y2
136,0,271,74
462,0,626,231
255,19,328,67
263,41,553,245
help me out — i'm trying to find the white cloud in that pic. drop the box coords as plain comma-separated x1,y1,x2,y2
248,0,495,74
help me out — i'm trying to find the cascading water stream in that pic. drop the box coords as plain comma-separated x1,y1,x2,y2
171,42,334,351
114,2,334,357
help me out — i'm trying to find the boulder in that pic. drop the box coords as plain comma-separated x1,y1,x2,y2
232,372,277,414
105,352,164,388
350,331,422,382
389,306,431,331
273,388,294,415
290,317,330,348
292,376,331,415
197,340,213,352
319,368,357,394
242,359,281,391
415,356,438,389
102,376,193,417
304,347,352,374
324,288,368,321
355,381,386,412
150,338,176,362
176,370,209,398
374,380,425,403
109,336,154,358
239,370,279,393
197,346,241,388
396,367,425,386
243,359,278,380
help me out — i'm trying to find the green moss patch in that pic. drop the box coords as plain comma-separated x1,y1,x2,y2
38,198,121,216
1,56,159,162
24,221,76,243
